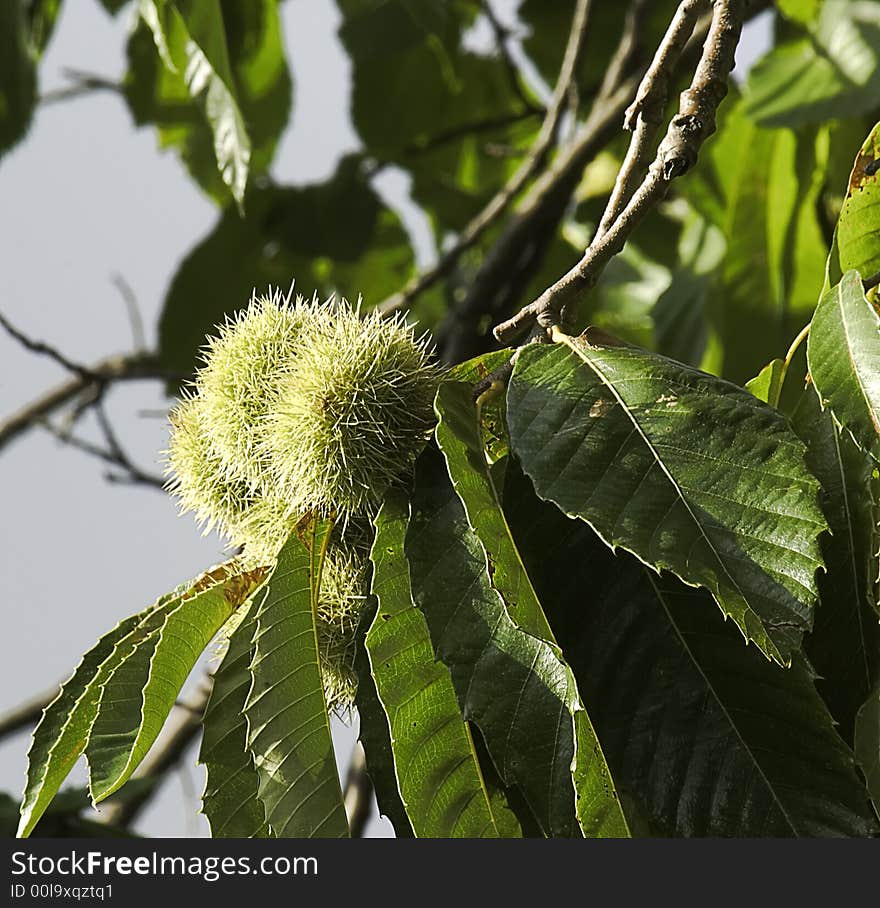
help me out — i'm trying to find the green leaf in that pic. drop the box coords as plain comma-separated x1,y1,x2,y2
743,0,880,128
684,102,829,383
171,0,250,207
99,1,133,14
27,1,64,56
745,358,786,405
0,1,37,161
366,489,511,837
837,121,880,281
406,446,629,837
199,599,271,837
158,160,415,378
652,211,725,370
435,382,553,641
505,473,878,836
88,566,265,802
795,388,880,742
776,0,821,24
508,333,826,666
129,0,290,208
353,604,414,837
337,0,529,235
244,520,349,838
855,688,880,816
17,600,174,838
807,270,880,456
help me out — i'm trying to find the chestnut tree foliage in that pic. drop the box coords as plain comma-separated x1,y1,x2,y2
4,0,880,837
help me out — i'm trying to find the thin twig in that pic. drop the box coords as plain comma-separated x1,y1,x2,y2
0,688,58,741
343,742,373,838
401,109,542,157
0,310,96,379
480,0,543,114
0,351,179,453
494,0,745,344
434,1,656,363
376,0,594,318
40,68,122,105
112,274,147,352
39,419,165,489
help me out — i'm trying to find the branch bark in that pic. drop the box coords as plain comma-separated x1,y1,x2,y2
0,351,178,453
494,0,746,345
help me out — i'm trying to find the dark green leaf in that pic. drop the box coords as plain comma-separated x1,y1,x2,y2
200,599,271,837
244,520,350,838
27,0,64,56
98,0,132,13
807,270,880,456
406,446,628,837
366,489,513,837
0,1,37,161
855,688,880,815
743,0,880,127
505,471,879,836
795,388,880,742
158,159,415,377
508,334,826,665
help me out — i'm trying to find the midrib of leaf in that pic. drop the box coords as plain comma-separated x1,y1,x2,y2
434,382,552,642
365,490,505,837
828,425,875,692
552,329,777,662
645,571,798,833
244,520,349,838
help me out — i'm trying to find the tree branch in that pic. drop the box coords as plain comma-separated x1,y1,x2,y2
0,310,97,380
479,0,544,115
0,688,57,741
596,0,705,238
0,305,187,460
494,0,745,345
376,0,594,318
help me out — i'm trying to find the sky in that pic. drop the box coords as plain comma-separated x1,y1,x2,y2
0,0,771,838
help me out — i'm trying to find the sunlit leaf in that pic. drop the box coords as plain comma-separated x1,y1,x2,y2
244,521,349,838
366,489,514,837
508,333,826,665
199,599,271,837
808,270,880,456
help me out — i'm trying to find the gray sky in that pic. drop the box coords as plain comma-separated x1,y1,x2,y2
0,0,771,838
